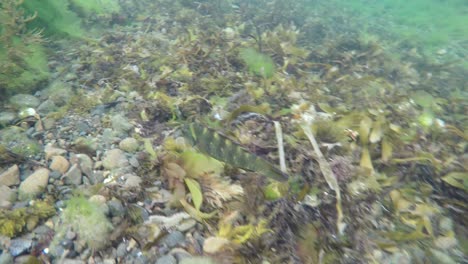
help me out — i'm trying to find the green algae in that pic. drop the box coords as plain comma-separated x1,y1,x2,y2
0,200,55,237
69,0,121,16
239,48,276,78
53,196,113,251
21,0,84,38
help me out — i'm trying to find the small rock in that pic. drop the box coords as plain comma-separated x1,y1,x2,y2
179,257,216,264
44,144,67,160
42,117,56,130
74,154,93,177
129,156,140,168
102,149,129,170
0,111,16,127
73,137,97,156
0,185,16,208
0,164,20,186
87,171,104,185
9,94,40,109
203,237,230,254
107,199,125,217
116,242,127,258
18,168,50,200
123,174,142,188
60,259,85,264
9,238,33,257
177,219,197,232
160,231,185,248
66,231,77,240
44,80,73,107
37,99,57,114
170,248,192,262
62,164,82,185
49,171,62,180
111,114,133,134
119,138,139,153
50,155,70,174
155,255,177,264
0,252,14,263
75,121,91,135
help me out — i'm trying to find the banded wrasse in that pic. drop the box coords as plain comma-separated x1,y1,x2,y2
181,123,289,182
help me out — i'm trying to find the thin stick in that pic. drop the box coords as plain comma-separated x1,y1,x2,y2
274,121,287,173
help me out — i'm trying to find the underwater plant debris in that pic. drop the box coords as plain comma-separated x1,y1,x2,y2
0,0,466,263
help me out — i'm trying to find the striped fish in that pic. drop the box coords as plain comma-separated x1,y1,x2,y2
181,123,289,182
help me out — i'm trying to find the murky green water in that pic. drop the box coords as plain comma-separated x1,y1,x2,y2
0,0,467,263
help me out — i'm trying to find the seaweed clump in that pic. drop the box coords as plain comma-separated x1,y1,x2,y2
51,196,113,253
0,200,55,237
0,0,49,96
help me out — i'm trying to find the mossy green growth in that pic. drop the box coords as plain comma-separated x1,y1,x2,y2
57,196,113,250
21,0,84,38
69,0,121,16
0,41,50,95
0,200,55,237
239,48,276,78
0,126,41,157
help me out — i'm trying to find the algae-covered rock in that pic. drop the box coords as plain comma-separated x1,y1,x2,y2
42,80,74,107
0,126,41,158
9,94,40,109
52,196,113,253
18,168,50,200
0,199,55,237
0,43,50,96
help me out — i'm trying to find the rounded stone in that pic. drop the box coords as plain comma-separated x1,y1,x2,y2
119,138,139,153
102,149,129,170
9,94,40,109
155,255,176,264
50,155,70,174
18,168,50,200
0,164,20,186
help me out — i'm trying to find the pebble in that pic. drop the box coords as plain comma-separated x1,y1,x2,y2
170,248,192,262
111,114,133,134
37,99,57,114
0,111,16,127
73,137,98,156
0,164,20,186
116,242,128,258
42,117,56,130
160,231,185,248
0,253,13,263
123,174,142,188
49,170,62,180
75,121,92,135
44,144,67,160
9,238,32,257
60,259,85,264
102,149,129,170
50,155,70,174
107,199,125,217
0,185,16,208
119,137,139,153
18,168,50,200
155,254,177,264
62,164,83,185
9,94,40,109
44,80,73,107
129,156,140,168
177,219,197,232
87,170,105,185
74,154,93,177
